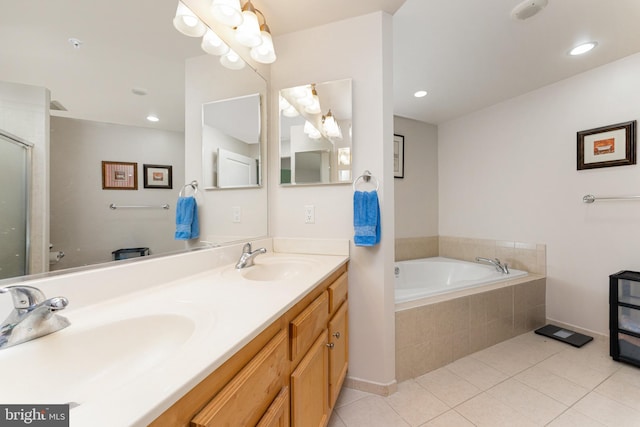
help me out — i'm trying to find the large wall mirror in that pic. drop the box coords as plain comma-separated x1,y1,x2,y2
0,0,268,281
279,79,352,185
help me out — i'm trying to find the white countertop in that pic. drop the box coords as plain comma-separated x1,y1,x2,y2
0,250,348,426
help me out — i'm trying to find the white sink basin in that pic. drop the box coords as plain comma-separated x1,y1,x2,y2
0,313,196,404
224,257,314,282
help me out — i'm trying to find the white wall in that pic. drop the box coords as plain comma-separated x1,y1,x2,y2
0,81,49,274
270,12,396,388
394,116,438,238
439,52,640,335
49,117,185,269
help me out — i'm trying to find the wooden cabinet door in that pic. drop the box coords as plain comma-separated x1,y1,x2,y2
257,386,290,427
328,302,348,409
291,330,329,427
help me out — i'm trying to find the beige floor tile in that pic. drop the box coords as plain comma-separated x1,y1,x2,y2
446,356,509,391
421,410,475,427
415,367,481,407
538,352,615,389
385,380,449,426
336,395,410,427
515,364,590,406
470,341,534,376
557,340,622,376
455,393,538,427
328,412,347,427
334,386,372,408
595,369,640,412
546,408,606,426
572,392,640,427
486,378,567,425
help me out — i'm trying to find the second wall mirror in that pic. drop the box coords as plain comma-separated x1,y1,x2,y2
279,78,352,185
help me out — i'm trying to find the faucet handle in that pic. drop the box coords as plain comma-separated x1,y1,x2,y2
241,242,253,254
0,286,47,309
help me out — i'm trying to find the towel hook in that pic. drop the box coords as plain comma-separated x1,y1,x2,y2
353,170,379,191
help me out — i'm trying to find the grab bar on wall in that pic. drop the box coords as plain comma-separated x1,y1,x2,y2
583,194,640,203
109,203,170,210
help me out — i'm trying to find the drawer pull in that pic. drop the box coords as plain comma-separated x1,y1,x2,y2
326,343,335,349
333,332,341,339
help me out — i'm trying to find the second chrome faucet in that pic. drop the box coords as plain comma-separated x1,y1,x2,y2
475,257,510,274
235,243,267,269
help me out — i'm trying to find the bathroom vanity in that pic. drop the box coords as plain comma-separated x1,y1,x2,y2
0,239,349,427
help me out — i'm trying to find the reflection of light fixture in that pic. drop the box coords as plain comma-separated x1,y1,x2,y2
322,110,342,139
235,0,262,47
220,49,246,70
338,147,351,166
280,96,299,117
201,28,230,56
173,1,206,37
211,0,243,27
304,84,321,114
304,121,322,139
173,0,277,69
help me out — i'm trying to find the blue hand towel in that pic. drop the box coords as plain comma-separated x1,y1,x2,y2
174,196,199,240
353,190,380,246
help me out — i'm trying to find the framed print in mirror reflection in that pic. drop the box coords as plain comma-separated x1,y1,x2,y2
101,161,137,190
143,164,173,189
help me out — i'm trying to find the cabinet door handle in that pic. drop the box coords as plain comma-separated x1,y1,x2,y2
333,332,341,339
326,343,335,349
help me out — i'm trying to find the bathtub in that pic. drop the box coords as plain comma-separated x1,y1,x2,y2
395,257,528,304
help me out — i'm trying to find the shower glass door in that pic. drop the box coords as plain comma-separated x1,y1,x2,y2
0,131,31,279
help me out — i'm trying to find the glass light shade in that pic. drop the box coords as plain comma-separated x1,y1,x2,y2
250,31,276,64
283,105,299,117
296,90,314,107
211,0,243,27
289,86,308,99
235,10,262,47
220,49,246,70
304,98,321,114
304,121,321,139
323,111,342,138
201,29,230,56
173,2,206,37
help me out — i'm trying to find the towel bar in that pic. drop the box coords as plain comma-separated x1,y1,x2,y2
109,203,170,210
583,194,640,203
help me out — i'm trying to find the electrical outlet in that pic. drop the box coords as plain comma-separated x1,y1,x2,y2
232,206,241,223
304,205,315,224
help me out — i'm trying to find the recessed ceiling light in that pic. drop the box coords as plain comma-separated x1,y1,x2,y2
414,90,428,98
146,115,159,122
132,87,148,96
569,42,597,56
68,38,83,49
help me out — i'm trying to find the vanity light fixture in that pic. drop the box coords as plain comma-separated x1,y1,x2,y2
201,28,230,56
173,0,278,69
323,110,342,139
569,41,597,56
220,49,246,70
280,96,299,117
211,0,243,27
235,0,262,47
173,1,207,37
304,84,321,114
304,121,322,139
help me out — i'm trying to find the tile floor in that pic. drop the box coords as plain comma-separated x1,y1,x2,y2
329,331,640,426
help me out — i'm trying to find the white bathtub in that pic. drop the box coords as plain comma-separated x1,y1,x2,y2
394,257,528,303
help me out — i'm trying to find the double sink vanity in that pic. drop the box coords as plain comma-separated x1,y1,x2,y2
0,239,349,426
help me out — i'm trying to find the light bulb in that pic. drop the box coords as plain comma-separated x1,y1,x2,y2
173,2,206,37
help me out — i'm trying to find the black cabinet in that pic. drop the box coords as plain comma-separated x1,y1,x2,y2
610,270,640,367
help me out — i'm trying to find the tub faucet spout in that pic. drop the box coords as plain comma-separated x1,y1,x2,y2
475,257,509,274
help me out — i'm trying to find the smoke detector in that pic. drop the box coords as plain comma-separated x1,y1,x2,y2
511,0,548,20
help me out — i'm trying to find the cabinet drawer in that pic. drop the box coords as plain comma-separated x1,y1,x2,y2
192,330,288,427
257,386,290,427
290,291,329,361
328,272,348,314
617,278,640,306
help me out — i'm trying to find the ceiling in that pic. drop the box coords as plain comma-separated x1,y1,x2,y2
2,0,639,131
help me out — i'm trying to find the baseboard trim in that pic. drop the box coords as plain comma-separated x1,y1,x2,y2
343,376,398,397
545,317,608,340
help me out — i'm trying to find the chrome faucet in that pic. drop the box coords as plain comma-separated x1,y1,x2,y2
475,257,510,274
0,285,70,349
235,243,267,269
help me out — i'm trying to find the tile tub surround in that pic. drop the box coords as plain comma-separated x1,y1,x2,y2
395,236,546,276
395,278,546,382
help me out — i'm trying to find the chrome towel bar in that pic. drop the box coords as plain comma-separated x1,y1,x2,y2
583,194,640,203
109,203,170,210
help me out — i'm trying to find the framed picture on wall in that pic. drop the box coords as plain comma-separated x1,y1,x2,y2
577,121,636,170
394,134,405,178
143,164,173,189
102,161,138,190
